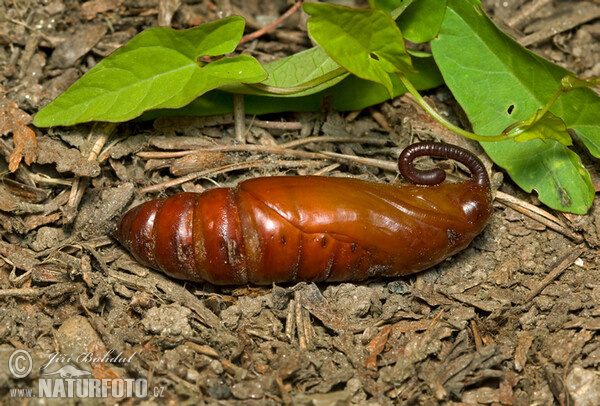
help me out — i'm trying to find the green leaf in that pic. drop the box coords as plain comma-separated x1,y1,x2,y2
223,47,349,97
390,2,414,20
561,75,600,91
304,3,413,98
139,54,443,119
34,16,268,127
370,0,447,42
395,0,448,43
431,0,598,214
371,0,410,13
491,139,591,211
328,55,442,110
507,110,572,146
371,0,414,19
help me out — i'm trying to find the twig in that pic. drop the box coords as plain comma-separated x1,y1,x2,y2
345,111,361,122
279,136,388,149
495,190,584,243
26,172,73,186
517,3,600,47
139,150,201,159
247,119,303,131
267,159,329,169
155,116,302,131
139,160,264,194
233,93,246,143
138,145,328,160
508,0,552,29
312,163,341,176
0,288,43,297
524,247,586,303
98,134,130,163
64,123,117,223
318,151,397,171
239,0,303,45
184,342,220,358
137,137,388,159
140,158,332,194
285,299,296,342
137,138,402,193
295,290,313,350
368,107,392,131
65,177,89,223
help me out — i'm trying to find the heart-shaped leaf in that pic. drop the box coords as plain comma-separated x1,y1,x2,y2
304,3,413,97
432,0,598,213
34,16,267,127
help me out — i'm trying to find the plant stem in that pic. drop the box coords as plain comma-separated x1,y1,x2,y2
247,67,349,95
397,73,510,142
534,86,563,122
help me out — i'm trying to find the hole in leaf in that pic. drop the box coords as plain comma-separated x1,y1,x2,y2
507,105,515,115
369,53,379,61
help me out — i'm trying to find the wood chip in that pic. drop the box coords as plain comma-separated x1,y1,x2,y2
524,247,586,302
298,283,349,333
514,331,534,372
519,3,600,46
365,325,391,370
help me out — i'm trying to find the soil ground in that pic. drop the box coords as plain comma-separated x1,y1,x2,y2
1,0,599,404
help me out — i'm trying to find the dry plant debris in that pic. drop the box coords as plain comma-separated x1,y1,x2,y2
0,0,599,404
